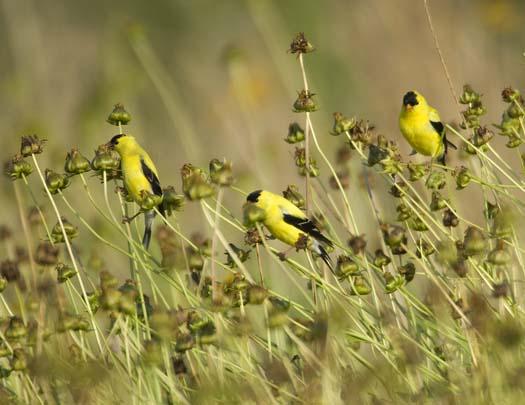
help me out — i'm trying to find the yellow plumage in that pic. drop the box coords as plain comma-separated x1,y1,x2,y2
399,91,446,161
246,190,333,268
110,134,161,204
253,190,308,246
109,134,163,249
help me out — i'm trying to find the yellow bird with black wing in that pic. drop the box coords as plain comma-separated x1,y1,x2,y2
399,90,456,164
246,190,333,270
109,134,164,249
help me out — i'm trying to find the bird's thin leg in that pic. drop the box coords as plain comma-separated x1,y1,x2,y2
122,211,142,224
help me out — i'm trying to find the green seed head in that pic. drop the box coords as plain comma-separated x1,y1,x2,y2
106,103,131,126
4,154,33,180
331,112,356,136
64,148,91,175
293,90,318,113
209,158,234,187
45,169,70,194
285,122,305,144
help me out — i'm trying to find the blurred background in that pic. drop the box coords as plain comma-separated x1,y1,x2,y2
0,0,524,275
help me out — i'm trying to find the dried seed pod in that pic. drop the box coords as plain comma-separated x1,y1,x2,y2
488,240,511,265
56,263,77,283
425,171,446,190
407,162,428,181
289,32,314,54
293,90,318,113
347,234,367,255
442,208,459,228
64,148,91,175
398,262,416,283
4,154,33,180
416,239,435,258
45,169,70,194
161,186,185,216
463,227,487,256
51,218,78,243
181,163,215,201
349,275,371,295
331,112,356,136
285,122,305,144
209,159,234,187
106,102,131,125
384,272,405,294
20,134,46,157
373,249,391,268
282,185,305,209
430,191,448,211
335,255,359,279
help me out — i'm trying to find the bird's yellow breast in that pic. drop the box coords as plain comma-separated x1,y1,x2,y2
121,155,153,203
399,112,443,157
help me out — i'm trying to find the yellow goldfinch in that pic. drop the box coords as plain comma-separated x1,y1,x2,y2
399,91,456,164
109,134,164,249
246,190,333,269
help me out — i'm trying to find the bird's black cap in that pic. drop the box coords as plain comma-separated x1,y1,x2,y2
403,91,419,107
247,190,262,203
109,134,124,146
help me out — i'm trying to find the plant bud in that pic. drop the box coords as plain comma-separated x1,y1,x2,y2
243,203,266,226
225,244,250,268
459,85,481,105
408,216,428,232
407,162,428,181
381,223,407,250
367,144,388,167
175,333,195,352
209,159,234,187
396,203,411,221
51,217,78,243
384,272,405,294
45,169,70,194
91,144,121,172
64,149,91,175
442,208,459,228
10,349,27,371
20,134,46,157
35,242,59,266
380,157,402,175
454,166,471,189
188,250,204,271
501,87,522,103
491,208,513,239
429,191,448,211
335,256,359,279
289,32,314,54
390,181,407,198
161,186,185,216
436,241,458,266
347,234,367,254
293,90,318,113
506,135,522,149
106,103,131,125
416,239,435,258
350,275,371,295
285,122,305,144
181,163,216,201
331,112,356,135
4,154,32,180
282,185,305,209
247,285,268,304
86,291,100,313
100,288,122,311
398,262,415,282
488,241,511,265
463,227,487,256
425,171,446,190
56,263,77,283
373,249,391,268
5,317,27,340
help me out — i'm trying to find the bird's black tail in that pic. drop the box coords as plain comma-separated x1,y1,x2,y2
316,242,334,273
142,210,156,250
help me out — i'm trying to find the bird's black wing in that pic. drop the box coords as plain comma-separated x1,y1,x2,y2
430,120,457,164
282,214,333,247
140,158,163,196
